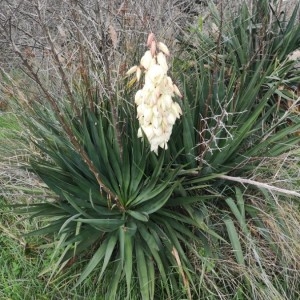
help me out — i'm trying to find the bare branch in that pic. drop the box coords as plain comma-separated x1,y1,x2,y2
218,174,300,198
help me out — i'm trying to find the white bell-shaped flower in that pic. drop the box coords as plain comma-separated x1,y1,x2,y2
153,127,163,137
167,113,177,125
171,102,182,118
141,125,155,140
156,52,169,73
159,94,173,111
135,89,144,105
140,50,153,70
145,64,165,86
143,106,153,124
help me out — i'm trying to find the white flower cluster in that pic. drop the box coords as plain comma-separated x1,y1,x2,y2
127,33,182,154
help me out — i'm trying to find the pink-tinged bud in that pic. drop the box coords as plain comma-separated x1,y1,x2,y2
157,42,170,56
126,65,138,75
150,40,156,56
173,84,182,98
136,67,142,81
147,33,155,47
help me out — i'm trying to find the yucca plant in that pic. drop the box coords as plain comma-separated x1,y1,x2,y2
1,0,300,299
1,34,211,299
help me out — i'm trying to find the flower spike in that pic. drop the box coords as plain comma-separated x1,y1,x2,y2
128,33,182,154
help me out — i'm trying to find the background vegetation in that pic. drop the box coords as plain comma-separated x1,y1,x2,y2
1,0,300,299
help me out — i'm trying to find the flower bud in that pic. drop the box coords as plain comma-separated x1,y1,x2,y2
136,67,142,81
157,42,170,56
150,40,156,56
173,84,183,98
126,65,138,75
147,32,155,47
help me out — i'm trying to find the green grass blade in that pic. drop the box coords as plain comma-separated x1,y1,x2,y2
224,215,245,266
235,187,245,220
225,197,248,235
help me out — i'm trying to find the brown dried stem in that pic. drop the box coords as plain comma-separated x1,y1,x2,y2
1,4,123,211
